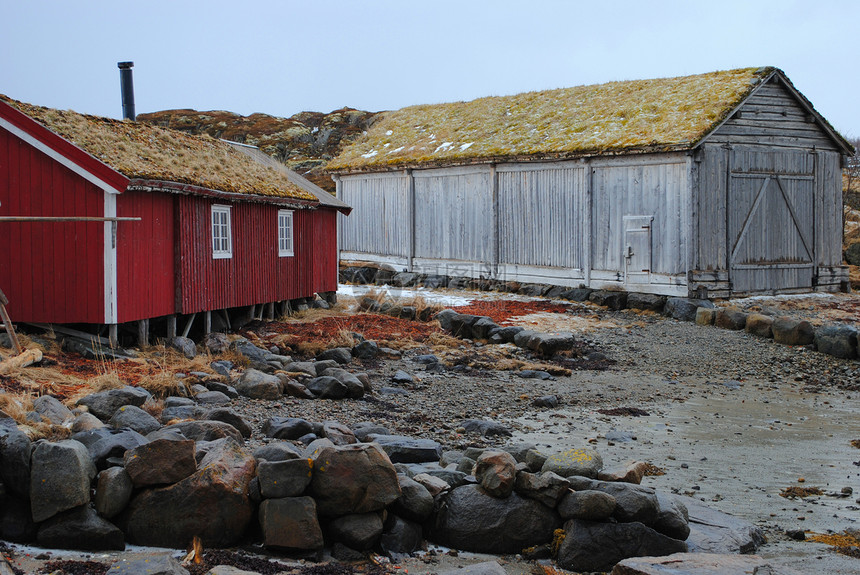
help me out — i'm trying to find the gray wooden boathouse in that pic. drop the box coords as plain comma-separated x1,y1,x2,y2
328,67,853,298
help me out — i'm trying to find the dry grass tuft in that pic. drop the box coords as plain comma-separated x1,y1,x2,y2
780,486,824,499
1,95,316,201
330,67,773,170
138,370,193,399
141,397,164,420
0,392,34,423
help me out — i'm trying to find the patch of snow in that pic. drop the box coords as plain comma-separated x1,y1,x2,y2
386,130,393,136
312,126,319,133
383,143,390,148
730,292,838,304
434,142,454,154
459,142,474,151
389,146,405,154
361,150,378,159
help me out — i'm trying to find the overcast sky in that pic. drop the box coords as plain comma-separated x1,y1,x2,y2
1,0,857,137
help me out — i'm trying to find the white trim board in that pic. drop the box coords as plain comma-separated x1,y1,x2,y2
0,118,123,195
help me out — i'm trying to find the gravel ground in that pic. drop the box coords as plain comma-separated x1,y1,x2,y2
4,290,860,574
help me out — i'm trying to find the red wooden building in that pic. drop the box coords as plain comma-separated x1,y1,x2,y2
0,95,350,344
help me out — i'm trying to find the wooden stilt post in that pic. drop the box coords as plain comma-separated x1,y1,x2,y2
0,288,23,356
220,309,231,330
108,324,118,349
167,316,177,340
138,319,149,347
266,302,274,321
204,311,212,334
181,313,196,338
248,305,256,324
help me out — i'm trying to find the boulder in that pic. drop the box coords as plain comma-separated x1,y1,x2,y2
254,442,301,462
123,439,197,487
77,428,149,470
279,377,315,399
556,519,687,573
317,347,353,364
814,324,859,359
37,505,125,551
491,326,525,344
69,412,106,433
105,555,190,575
678,495,765,554
110,405,161,435
527,332,577,357
431,484,561,554
306,376,349,399
380,514,423,555
612,553,800,575
328,512,384,550
412,473,452,496
169,336,197,359
95,467,134,519
695,307,717,326
471,317,500,340
664,298,714,322
446,313,482,338
262,417,315,440
772,318,814,346
322,420,357,445
745,314,774,338
714,307,747,330
230,339,271,363
653,491,690,541
161,405,208,422
589,290,628,310
474,450,517,498
513,329,538,348
121,438,256,548
0,495,37,542
76,386,151,420
234,369,282,400
513,470,570,508
392,475,434,522
519,284,548,297
459,419,512,437
257,458,313,499
587,481,660,525
598,460,649,484
259,496,324,550
320,368,365,398
560,288,593,301
352,340,379,359
367,434,443,463
161,420,243,443
352,422,391,442
202,380,239,399
626,293,666,312
203,332,230,354
0,426,32,497
210,359,234,376
541,448,603,478
310,444,401,516
558,489,617,521
846,242,860,266
30,439,96,522
194,391,231,405
205,408,252,439
285,361,318,377
391,370,414,384
32,395,74,424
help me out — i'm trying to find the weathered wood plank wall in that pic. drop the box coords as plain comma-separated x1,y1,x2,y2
339,173,409,258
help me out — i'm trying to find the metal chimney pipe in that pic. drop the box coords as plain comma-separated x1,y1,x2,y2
117,61,136,121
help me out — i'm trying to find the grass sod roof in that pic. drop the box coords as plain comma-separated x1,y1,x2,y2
329,67,777,171
0,95,317,202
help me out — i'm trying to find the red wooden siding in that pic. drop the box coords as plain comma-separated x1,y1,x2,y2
176,197,337,313
0,126,105,323
313,209,338,293
116,190,176,323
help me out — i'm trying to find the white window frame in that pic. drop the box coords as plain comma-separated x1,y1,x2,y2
211,205,233,259
278,209,294,257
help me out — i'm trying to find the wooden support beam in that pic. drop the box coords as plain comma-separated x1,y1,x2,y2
0,216,141,222
248,305,256,324
204,311,212,334
166,316,177,339
27,323,112,347
181,313,196,338
108,324,118,349
0,348,43,374
0,300,23,356
266,302,274,321
220,309,231,330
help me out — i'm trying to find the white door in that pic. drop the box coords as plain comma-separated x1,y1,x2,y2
624,215,653,285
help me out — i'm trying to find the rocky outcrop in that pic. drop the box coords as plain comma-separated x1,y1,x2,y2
138,107,378,193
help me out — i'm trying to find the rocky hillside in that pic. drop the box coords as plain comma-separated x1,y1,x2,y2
138,107,379,193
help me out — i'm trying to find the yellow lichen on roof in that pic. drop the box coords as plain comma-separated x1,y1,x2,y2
329,67,774,170
1,96,316,201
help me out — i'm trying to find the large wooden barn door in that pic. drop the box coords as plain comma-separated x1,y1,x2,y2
728,149,815,294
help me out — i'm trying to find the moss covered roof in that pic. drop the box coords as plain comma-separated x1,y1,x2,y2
329,67,776,171
1,95,317,201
